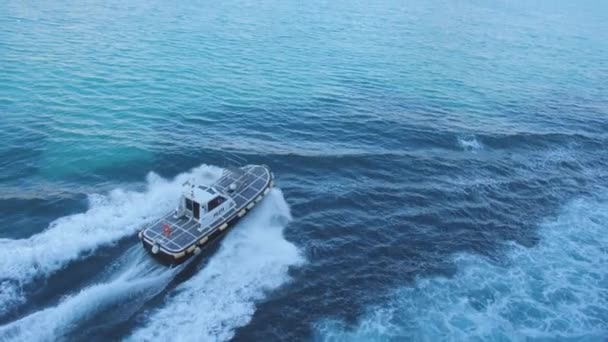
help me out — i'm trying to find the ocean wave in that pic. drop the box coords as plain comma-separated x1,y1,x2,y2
0,164,223,319
479,132,604,152
314,194,608,341
457,135,484,153
128,189,304,342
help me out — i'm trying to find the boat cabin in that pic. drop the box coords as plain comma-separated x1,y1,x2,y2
176,181,235,223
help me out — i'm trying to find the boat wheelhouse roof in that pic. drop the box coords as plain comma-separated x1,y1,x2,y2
181,181,226,204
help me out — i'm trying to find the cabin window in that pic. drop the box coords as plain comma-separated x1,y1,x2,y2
185,198,193,211
193,201,200,219
207,196,226,211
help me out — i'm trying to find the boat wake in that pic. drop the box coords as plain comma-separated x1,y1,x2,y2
128,188,304,342
0,173,303,342
315,193,608,341
0,165,223,319
0,247,184,342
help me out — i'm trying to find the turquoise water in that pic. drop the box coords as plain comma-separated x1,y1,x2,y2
1,0,607,341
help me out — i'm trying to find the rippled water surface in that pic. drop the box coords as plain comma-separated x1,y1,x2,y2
1,0,607,341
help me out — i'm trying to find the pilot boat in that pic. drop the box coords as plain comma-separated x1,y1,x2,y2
138,165,274,265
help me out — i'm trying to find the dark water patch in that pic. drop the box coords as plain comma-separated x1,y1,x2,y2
0,197,85,239
480,132,606,152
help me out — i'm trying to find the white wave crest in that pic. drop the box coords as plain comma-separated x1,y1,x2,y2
0,164,223,317
315,194,608,341
0,283,24,319
128,188,304,342
457,135,484,153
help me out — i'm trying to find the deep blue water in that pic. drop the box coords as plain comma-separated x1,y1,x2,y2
1,0,607,341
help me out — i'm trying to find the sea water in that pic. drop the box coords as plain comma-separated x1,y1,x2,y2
1,0,607,341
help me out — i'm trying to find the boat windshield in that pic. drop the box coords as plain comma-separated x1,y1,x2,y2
207,196,226,211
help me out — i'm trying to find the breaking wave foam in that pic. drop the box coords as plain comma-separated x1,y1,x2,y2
0,164,223,318
128,188,304,342
457,135,484,153
315,194,608,341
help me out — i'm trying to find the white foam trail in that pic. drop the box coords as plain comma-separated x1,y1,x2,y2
128,189,304,342
0,164,223,317
315,194,608,341
0,247,183,342
0,284,24,319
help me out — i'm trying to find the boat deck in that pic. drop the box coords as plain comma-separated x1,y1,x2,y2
142,165,270,253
